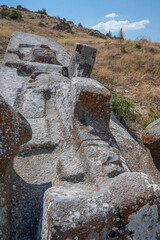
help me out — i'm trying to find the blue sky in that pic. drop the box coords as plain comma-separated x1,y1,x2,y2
1,0,160,41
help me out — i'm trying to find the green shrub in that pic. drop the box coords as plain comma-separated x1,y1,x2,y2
106,87,137,124
106,31,112,38
37,8,47,15
137,110,159,129
0,8,9,17
94,81,137,125
112,95,137,123
16,5,22,9
8,9,22,20
78,22,83,27
135,43,141,49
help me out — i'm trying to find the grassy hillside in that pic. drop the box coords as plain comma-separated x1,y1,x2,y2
0,5,160,138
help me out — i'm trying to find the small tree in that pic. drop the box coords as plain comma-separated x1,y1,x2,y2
106,31,112,38
78,22,83,27
119,28,124,42
37,8,47,15
16,5,22,9
0,7,9,17
42,8,47,15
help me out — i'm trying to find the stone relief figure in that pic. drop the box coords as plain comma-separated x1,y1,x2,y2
0,32,160,240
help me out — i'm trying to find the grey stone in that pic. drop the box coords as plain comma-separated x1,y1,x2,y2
68,43,97,78
42,172,160,240
110,113,160,184
0,95,32,240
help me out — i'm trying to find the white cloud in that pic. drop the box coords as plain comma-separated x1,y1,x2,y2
92,19,150,32
105,13,118,18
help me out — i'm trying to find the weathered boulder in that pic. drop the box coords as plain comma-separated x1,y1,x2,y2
42,172,160,240
142,118,160,166
68,43,97,78
110,113,160,184
0,94,32,240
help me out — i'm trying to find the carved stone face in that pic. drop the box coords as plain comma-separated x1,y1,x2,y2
70,81,126,182
52,76,128,185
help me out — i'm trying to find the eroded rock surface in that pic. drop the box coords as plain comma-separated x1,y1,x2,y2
68,43,97,78
42,173,160,240
0,32,160,240
142,118,160,171
0,95,32,240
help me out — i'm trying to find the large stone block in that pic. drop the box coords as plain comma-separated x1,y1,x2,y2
42,173,160,240
0,94,32,240
68,43,97,78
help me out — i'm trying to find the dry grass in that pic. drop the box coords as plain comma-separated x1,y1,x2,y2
0,7,160,125
92,38,160,119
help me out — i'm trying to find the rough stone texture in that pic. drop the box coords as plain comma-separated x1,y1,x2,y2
142,118,160,170
0,32,70,240
68,43,97,79
110,113,160,185
42,173,160,240
0,95,32,240
50,75,129,188
23,45,61,65
0,32,160,240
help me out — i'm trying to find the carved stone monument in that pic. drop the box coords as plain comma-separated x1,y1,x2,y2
0,32,160,239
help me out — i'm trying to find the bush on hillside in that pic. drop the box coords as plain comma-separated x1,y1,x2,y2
8,9,22,20
107,87,137,124
16,5,29,11
16,5,22,9
78,22,83,27
106,31,112,38
135,43,142,49
37,8,47,15
0,7,10,18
